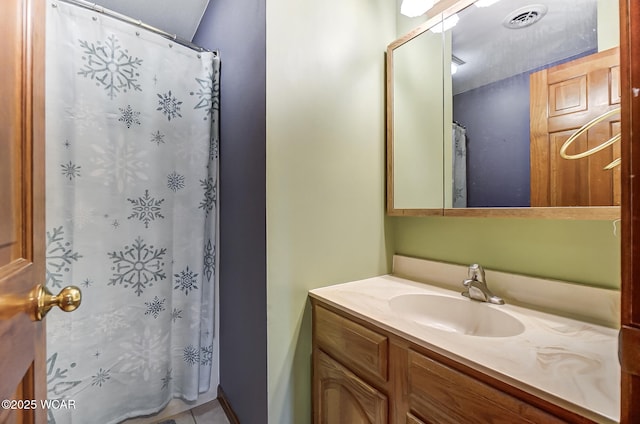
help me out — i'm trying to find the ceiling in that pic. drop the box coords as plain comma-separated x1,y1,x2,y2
451,0,598,94
94,0,210,41
88,0,598,92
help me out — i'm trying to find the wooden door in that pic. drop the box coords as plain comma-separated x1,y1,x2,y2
313,349,388,424
0,0,47,423
530,47,621,207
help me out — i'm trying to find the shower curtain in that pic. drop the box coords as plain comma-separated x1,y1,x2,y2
44,2,219,423
452,123,467,208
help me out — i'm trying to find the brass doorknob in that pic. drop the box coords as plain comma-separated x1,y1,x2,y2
30,285,82,321
0,284,82,321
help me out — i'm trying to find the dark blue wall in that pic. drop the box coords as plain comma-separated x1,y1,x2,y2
453,73,531,207
453,50,597,207
193,1,267,423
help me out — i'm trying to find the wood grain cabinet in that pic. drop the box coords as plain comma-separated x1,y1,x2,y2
407,350,565,424
311,299,595,424
314,349,388,424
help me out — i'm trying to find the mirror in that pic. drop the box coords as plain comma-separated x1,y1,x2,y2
387,0,621,219
389,14,445,212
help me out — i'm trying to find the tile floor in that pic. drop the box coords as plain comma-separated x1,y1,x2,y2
155,400,230,424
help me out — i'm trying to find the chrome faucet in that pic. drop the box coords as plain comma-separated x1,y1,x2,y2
462,264,504,305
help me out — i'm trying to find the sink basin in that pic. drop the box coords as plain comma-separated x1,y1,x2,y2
389,294,525,337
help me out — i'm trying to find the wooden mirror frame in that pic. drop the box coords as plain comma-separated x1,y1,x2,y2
386,0,621,220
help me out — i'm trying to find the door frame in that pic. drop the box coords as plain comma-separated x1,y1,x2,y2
619,0,640,421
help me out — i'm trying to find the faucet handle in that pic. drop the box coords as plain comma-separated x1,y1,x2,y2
468,264,485,282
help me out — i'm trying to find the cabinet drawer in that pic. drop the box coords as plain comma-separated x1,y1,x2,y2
407,349,566,424
314,305,388,382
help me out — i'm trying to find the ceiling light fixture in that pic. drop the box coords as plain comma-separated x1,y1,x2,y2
474,0,501,7
400,0,436,18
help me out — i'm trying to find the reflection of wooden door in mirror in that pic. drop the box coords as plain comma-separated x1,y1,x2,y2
530,47,620,207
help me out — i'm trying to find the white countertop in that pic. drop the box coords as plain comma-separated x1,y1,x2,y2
309,274,620,423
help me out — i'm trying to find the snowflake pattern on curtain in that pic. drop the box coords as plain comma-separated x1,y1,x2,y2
45,227,83,288
45,2,220,423
452,123,467,208
77,34,143,99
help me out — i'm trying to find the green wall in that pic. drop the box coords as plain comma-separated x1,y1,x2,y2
265,0,395,422
393,29,445,209
393,216,621,289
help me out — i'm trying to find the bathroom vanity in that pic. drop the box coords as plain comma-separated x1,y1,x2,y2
310,256,619,423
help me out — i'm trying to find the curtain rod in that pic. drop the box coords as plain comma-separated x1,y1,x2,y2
57,0,216,54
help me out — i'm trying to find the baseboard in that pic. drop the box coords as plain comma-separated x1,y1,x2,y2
217,385,240,424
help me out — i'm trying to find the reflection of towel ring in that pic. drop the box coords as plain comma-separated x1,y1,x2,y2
604,157,621,170
559,107,621,169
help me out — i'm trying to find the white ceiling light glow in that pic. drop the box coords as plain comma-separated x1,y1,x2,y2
474,0,501,7
400,0,436,17
430,13,460,33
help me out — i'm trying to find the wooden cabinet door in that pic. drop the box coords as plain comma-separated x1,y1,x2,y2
313,349,388,424
0,0,47,423
405,412,428,424
530,47,621,207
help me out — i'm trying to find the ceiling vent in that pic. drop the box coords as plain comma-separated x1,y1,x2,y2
452,54,466,66
502,4,548,29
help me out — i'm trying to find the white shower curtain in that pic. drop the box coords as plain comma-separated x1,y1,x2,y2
45,1,219,423
453,123,467,208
